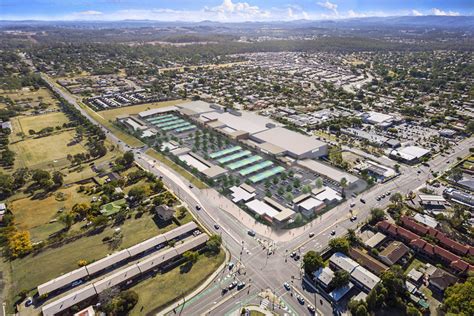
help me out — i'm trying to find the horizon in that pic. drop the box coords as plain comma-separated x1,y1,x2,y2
1,0,473,22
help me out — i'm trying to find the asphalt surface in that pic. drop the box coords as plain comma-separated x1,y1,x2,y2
41,73,474,316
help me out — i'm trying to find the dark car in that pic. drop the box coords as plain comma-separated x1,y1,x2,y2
360,198,366,204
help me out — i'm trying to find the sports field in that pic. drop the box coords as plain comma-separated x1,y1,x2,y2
12,112,70,134
9,130,87,168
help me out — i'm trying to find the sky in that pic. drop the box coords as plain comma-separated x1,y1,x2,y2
1,0,473,21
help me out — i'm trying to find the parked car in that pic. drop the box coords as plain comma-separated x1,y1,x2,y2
296,295,305,304
360,198,366,204
309,232,315,238
331,230,336,236
248,230,256,237
214,224,220,230
284,282,291,290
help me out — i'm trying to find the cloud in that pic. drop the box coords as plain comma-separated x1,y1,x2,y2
287,7,294,18
204,0,270,20
317,1,338,14
431,8,460,16
411,10,423,16
77,10,103,16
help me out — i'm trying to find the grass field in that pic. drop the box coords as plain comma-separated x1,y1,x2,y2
12,112,69,134
145,149,208,189
9,185,92,233
0,87,59,109
129,251,225,315
8,213,193,299
9,130,87,168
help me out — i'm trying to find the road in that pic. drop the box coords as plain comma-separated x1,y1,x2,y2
41,73,473,316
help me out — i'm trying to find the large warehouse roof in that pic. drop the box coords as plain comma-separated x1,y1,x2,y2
201,110,276,135
391,146,430,161
297,159,359,185
177,101,219,115
251,127,327,157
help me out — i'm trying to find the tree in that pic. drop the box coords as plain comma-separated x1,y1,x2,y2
302,250,324,275
52,171,64,187
329,270,350,289
0,172,14,198
329,237,350,254
123,151,135,165
448,168,463,182
442,276,474,316
206,234,222,254
347,229,361,246
183,250,199,264
315,177,324,189
72,203,90,219
102,290,139,315
59,212,74,230
369,208,385,224
7,230,33,258
32,169,51,186
128,185,148,202
390,192,403,205
406,304,422,316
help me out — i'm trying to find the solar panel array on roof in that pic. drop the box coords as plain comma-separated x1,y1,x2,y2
227,155,262,170
249,166,285,183
217,150,251,164
239,160,273,176
209,146,242,159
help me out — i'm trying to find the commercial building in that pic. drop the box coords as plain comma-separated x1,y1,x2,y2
250,127,328,159
390,146,430,163
297,159,360,188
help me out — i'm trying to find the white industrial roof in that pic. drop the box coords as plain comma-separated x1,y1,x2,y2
252,127,327,157
245,199,279,218
418,194,446,202
177,101,217,114
297,197,324,211
230,186,256,203
38,267,89,296
314,187,343,203
391,146,429,161
42,285,97,316
298,159,359,184
85,249,131,275
413,213,439,229
200,110,276,135
365,111,393,124
93,265,141,294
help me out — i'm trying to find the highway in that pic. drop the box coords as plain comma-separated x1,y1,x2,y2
41,73,473,316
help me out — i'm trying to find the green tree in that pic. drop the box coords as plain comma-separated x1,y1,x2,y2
52,171,64,187
442,276,474,316
329,270,350,289
369,208,385,224
183,250,199,264
302,250,324,275
59,212,74,230
206,234,222,254
329,237,350,254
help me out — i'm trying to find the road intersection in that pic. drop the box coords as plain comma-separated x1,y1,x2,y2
42,74,474,315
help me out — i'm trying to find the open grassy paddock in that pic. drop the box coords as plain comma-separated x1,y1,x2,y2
129,251,225,316
9,184,92,236
0,87,59,110
12,112,70,134
9,130,87,169
7,212,193,302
